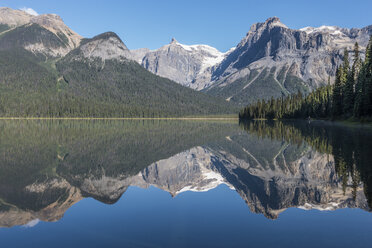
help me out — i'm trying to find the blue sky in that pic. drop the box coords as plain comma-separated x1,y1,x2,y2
1,0,372,51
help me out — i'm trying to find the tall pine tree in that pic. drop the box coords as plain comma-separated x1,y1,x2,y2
342,48,353,116
332,67,343,117
365,37,372,116
353,42,364,117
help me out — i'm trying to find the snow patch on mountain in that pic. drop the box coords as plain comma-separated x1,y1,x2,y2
300,25,344,35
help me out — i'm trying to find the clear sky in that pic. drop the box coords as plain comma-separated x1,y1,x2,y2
1,0,372,52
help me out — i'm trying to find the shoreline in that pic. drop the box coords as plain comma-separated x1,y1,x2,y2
239,118,372,129
0,117,239,121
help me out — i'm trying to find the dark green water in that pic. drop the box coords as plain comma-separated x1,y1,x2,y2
0,120,371,248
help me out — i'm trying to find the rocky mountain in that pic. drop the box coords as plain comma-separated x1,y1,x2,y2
64,32,132,62
131,17,372,105
0,7,82,57
131,38,234,90
205,17,372,105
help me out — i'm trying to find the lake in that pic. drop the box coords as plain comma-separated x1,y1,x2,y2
0,120,371,248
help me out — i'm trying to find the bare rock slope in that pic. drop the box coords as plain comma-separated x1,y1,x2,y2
0,7,82,56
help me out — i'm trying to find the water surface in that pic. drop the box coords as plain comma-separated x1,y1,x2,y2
0,120,371,248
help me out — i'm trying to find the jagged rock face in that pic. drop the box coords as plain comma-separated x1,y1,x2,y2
70,32,132,62
216,16,371,82
129,16,371,104
205,17,372,104
131,38,232,90
0,7,82,57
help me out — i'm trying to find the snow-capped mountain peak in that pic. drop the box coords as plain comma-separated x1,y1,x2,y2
131,39,232,90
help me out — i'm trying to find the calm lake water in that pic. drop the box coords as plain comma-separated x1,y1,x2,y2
0,120,371,248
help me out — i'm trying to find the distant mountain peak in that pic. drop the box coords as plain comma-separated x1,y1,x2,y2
170,37,178,44
31,13,82,49
32,13,63,23
132,39,228,90
0,7,32,26
0,7,82,56
76,31,132,61
248,16,288,34
266,16,281,24
90,32,124,43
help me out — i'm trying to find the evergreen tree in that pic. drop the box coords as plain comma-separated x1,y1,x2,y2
343,46,356,115
239,38,372,121
332,67,343,117
365,37,372,116
354,42,364,117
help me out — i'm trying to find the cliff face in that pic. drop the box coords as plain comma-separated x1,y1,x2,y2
204,17,372,104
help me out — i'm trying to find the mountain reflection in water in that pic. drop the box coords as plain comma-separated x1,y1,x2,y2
0,120,371,228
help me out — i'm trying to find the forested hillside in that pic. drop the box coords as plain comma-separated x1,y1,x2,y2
0,26,237,117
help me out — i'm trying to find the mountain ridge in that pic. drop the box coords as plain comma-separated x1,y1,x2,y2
0,7,237,117
130,16,372,104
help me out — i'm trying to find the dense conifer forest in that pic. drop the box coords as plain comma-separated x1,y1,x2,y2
239,37,372,121
0,48,236,118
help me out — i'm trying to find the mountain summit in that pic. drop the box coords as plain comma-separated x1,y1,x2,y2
73,32,132,61
0,7,82,56
132,39,233,90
